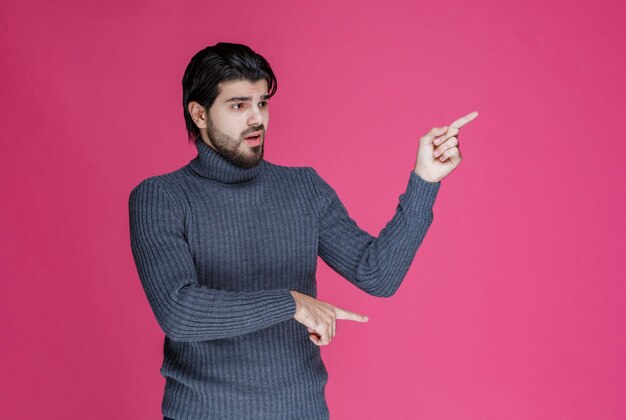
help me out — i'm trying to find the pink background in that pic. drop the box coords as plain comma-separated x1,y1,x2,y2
1,0,625,419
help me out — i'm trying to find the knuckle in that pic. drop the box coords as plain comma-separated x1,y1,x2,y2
310,316,322,328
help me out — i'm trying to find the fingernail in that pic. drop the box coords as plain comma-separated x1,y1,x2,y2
364,316,369,321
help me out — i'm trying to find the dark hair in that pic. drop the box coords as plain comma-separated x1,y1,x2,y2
182,42,278,144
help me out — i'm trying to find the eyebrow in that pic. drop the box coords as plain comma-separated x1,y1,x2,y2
225,94,270,103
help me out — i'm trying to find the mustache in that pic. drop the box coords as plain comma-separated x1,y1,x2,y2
242,126,265,138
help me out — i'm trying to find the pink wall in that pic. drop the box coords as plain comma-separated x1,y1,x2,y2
1,0,625,418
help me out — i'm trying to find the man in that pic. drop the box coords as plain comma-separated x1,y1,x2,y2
128,42,477,420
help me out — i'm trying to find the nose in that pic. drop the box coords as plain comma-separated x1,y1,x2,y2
247,104,265,126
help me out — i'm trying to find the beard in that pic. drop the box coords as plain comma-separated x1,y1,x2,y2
204,116,264,169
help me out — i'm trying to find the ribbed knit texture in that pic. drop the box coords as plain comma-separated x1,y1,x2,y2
128,140,441,419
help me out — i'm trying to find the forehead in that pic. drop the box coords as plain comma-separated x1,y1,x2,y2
216,79,268,98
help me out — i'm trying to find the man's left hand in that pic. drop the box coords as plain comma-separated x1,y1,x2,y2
414,111,479,183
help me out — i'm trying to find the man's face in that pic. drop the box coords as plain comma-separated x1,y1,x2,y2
195,79,270,169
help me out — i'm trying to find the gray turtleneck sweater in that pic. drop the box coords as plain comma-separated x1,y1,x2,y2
128,140,440,420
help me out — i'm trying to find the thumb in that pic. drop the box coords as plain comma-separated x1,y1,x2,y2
421,126,448,146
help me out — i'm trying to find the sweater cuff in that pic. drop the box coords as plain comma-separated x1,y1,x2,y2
399,170,441,211
280,288,298,318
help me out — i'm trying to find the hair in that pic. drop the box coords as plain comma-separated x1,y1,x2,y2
182,42,278,144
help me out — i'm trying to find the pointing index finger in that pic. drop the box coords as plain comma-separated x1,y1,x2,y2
334,306,369,322
450,111,479,129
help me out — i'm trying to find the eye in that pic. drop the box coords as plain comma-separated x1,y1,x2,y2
231,103,246,109
259,101,268,108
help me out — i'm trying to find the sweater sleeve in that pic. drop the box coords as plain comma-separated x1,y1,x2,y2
310,168,440,297
128,178,297,342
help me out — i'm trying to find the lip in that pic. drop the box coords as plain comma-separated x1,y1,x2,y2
245,138,262,148
244,131,263,139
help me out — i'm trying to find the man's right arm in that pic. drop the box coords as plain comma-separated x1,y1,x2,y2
128,178,296,342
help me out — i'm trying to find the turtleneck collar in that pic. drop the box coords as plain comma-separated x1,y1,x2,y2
189,140,265,184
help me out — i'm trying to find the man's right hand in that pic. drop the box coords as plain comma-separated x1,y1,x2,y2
290,290,369,346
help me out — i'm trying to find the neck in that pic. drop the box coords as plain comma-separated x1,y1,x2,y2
189,140,265,184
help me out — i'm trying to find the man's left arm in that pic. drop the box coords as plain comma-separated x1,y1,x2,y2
312,167,440,297
313,111,478,297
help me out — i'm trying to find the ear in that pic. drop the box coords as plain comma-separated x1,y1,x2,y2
188,101,207,129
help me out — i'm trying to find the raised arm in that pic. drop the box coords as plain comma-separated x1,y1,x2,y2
311,168,440,297
128,178,296,342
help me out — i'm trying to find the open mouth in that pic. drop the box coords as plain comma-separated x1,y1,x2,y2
244,131,263,147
